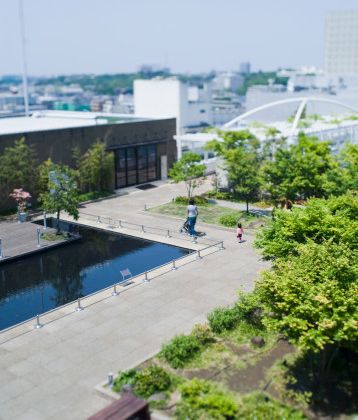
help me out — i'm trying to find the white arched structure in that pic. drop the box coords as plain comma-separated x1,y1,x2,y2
223,97,358,137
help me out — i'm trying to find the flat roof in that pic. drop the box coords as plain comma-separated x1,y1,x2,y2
0,110,151,136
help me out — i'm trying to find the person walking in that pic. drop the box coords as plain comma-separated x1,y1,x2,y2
237,222,244,243
187,198,198,236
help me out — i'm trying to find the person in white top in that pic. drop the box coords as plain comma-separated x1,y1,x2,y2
187,198,198,236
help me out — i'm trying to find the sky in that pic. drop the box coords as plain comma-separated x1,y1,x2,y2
1,0,358,76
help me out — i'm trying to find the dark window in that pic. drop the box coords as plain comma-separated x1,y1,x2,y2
114,144,158,189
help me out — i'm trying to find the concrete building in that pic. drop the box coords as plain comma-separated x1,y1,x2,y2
212,72,244,92
0,111,176,194
134,78,211,131
240,62,251,75
325,10,358,75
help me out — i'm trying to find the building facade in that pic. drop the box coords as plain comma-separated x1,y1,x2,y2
0,112,177,195
325,10,358,75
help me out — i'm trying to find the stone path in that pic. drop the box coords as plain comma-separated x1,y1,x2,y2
0,179,269,420
0,221,73,264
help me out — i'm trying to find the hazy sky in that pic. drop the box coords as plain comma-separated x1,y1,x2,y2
1,0,357,76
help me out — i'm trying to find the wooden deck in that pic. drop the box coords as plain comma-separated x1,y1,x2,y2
0,220,78,264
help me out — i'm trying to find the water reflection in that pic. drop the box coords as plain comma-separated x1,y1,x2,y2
0,224,190,330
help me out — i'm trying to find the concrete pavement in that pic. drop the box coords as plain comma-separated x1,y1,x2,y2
0,180,269,420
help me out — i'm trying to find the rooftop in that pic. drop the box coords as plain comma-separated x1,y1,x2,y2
0,111,150,136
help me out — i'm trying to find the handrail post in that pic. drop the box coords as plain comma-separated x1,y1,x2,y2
36,228,41,248
196,249,202,260
166,229,171,238
34,314,43,329
43,212,47,230
112,283,119,296
0,238,3,259
143,271,149,283
219,241,225,250
171,259,177,271
141,225,145,233
97,216,100,223
119,220,123,228
75,298,84,312
144,204,147,211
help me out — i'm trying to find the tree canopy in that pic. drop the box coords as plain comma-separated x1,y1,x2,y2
168,152,206,198
207,130,261,212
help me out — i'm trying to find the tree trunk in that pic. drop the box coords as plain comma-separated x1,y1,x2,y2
246,199,249,214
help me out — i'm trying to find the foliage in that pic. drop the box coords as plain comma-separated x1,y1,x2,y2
255,194,358,260
78,190,114,202
174,195,209,206
113,366,175,407
208,306,241,334
135,366,173,399
204,190,231,200
76,141,114,192
207,130,261,212
238,392,306,419
219,213,239,227
112,368,139,392
0,138,37,205
37,158,62,195
237,71,288,96
191,324,215,345
160,334,202,369
169,152,206,198
331,143,358,194
39,166,80,232
257,240,358,354
261,133,338,202
9,188,31,212
176,378,238,419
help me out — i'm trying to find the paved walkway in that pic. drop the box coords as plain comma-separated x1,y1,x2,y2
0,180,269,420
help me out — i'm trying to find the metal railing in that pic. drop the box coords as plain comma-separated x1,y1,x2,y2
0,215,225,342
78,211,218,246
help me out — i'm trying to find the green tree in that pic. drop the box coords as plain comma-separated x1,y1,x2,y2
256,240,358,378
255,193,358,260
39,167,79,232
37,158,62,195
168,152,206,198
207,130,261,213
332,143,358,194
77,141,114,192
261,133,337,203
0,138,37,205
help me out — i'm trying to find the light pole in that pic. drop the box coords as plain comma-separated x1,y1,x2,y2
18,0,30,117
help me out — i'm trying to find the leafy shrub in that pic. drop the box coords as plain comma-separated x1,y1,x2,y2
207,306,240,334
235,292,265,328
205,190,231,200
135,366,172,399
112,368,138,393
113,366,173,399
174,195,209,206
176,378,238,419
160,334,201,369
219,213,239,227
191,324,215,345
238,392,306,419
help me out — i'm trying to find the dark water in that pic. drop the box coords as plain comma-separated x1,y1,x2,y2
0,222,190,330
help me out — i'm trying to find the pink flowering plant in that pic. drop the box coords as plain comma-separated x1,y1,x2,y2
9,188,31,213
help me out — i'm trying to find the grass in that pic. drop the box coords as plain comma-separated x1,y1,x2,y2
148,202,264,228
41,232,69,241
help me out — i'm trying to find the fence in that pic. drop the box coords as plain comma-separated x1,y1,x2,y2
0,213,225,342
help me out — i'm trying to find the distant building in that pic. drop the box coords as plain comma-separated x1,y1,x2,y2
212,72,244,92
325,10,358,75
240,62,251,75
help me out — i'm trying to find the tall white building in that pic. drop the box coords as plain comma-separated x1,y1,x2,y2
325,10,358,75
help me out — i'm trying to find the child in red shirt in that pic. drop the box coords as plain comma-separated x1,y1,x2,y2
237,222,244,243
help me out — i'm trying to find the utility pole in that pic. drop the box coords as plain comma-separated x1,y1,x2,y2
19,0,30,117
